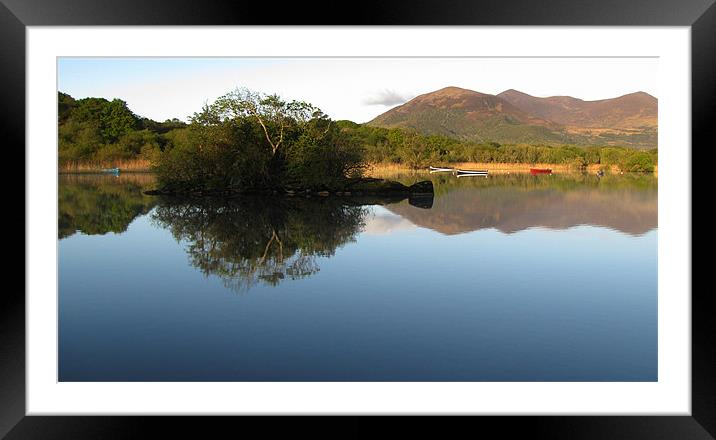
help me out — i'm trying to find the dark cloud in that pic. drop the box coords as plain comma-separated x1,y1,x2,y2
362,89,411,106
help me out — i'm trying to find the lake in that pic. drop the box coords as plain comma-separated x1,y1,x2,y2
58,172,657,381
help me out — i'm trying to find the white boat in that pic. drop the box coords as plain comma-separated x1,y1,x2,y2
456,172,488,178
429,166,454,172
455,168,488,176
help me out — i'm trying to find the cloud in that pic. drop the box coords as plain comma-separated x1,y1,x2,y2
362,89,411,106
362,212,416,235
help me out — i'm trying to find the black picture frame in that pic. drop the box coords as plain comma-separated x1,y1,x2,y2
6,0,711,437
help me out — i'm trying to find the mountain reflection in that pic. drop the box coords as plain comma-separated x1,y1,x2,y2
58,173,158,239
381,173,657,236
152,197,370,292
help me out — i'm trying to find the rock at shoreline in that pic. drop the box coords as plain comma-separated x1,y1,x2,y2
409,180,434,195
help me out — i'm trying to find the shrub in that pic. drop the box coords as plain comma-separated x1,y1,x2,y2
621,151,655,172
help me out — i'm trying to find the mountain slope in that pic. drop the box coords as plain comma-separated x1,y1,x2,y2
368,87,575,144
497,89,657,129
368,86,657,147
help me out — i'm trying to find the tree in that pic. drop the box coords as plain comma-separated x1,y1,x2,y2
621,151,654,172
58,92,77,123
284,116,364,188
100,99,139,142
213,88,318,156
399,132,429,169
58,92,190,167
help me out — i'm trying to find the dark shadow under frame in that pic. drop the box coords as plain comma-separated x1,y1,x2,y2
4,0,712,437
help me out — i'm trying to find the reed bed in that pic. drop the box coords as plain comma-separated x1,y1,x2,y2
59,158,152,173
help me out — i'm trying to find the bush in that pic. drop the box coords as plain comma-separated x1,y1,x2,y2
621,151,655,172
284,118,365,188
154,118,274,190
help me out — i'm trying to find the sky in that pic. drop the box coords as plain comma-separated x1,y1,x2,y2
58,57,658,123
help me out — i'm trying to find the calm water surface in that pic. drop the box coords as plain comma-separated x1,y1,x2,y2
59,172,657,381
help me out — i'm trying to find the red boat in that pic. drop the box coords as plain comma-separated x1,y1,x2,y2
530,168,552,175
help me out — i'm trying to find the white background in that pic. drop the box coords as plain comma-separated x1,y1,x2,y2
27,27,691,415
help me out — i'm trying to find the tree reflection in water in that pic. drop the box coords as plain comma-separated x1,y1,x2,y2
152,197,370,292
59,173,157,239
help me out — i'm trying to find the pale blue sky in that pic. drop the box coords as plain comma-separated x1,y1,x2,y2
58,57,658,123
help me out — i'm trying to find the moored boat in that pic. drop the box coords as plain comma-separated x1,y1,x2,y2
101,167,120,174
530,168,551,175
429,166,454,172
455,168,488,175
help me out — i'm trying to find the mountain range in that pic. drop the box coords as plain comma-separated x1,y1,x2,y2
368,86,657,148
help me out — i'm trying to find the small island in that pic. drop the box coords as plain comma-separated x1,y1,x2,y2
135,88,433,199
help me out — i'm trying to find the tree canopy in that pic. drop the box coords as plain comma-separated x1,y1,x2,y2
58,92,187,165
152,88,365,191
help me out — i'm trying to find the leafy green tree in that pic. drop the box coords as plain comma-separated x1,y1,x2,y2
621,151,655,172
284,116,365,188
399,132,430,169
58,92,77,124
100,99,139,142
153,88,367,191
213,88,317,157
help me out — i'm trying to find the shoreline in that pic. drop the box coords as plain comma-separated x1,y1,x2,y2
143,178,435,199
365,162,639,176
58,161,658,176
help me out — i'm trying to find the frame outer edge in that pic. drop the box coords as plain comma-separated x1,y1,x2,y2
6,0,714,437
1,0,716,25
0,1,27,439
691,1,716,439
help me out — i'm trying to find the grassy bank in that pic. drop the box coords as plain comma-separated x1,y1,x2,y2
59,158,152,173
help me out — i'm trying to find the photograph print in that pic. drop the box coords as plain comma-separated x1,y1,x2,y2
58,57,657,382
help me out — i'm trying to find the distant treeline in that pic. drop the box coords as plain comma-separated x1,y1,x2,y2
335,121,658,173
58,91,658,177
59,92,186,165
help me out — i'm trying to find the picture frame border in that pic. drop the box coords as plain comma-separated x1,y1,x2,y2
6,0,711,437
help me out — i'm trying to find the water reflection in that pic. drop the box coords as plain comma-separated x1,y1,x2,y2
380,173,657,235
59,172,656,292
58,173,157,239
152,197,370,292
58,172,657,380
